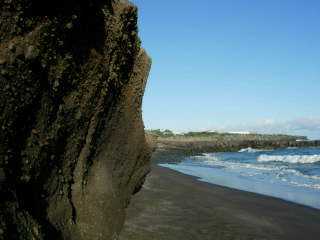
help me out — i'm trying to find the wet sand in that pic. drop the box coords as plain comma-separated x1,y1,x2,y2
120,165,320,240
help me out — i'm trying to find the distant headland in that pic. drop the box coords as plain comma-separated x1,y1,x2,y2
147,129,320,160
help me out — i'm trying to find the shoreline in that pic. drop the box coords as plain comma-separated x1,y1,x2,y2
120,164,320,240
159,163,320,211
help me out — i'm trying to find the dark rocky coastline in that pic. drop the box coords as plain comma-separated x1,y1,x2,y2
151,133,320,163
0,0,151,239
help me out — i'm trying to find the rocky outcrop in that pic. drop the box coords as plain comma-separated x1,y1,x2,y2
0,0,151,239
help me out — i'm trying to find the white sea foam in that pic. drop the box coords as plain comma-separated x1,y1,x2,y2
198,155,278,172
257,154,320,164
288,181,320,190
238,147,265,153
275,168,320,183
193,154,320,187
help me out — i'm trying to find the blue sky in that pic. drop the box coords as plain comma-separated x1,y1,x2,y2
132,0,320,139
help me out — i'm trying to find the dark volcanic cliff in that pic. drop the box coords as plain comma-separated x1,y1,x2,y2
0,0,151,239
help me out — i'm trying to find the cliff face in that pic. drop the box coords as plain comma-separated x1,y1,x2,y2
0,0,151,239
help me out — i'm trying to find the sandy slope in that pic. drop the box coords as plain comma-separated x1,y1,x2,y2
120,165,320,240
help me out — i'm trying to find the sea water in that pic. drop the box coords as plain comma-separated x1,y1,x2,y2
160,147,320,209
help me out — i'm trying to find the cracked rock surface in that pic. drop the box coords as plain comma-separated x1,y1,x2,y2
0,0,151,239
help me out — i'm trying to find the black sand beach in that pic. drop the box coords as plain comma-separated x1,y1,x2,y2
120,165,320,240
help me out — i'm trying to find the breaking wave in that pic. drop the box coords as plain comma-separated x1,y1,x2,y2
191,153,320,189
238,147,265,153
257,154,320,164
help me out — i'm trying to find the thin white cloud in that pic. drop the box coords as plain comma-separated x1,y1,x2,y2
207,117,320,140
288,118,320,131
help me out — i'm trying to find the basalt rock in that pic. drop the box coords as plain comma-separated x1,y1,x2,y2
0,0,151,239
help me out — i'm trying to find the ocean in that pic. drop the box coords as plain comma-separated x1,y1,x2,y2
160,147,320,209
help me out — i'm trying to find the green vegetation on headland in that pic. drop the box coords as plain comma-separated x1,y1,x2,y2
147,129,320,163
147,129,308,141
